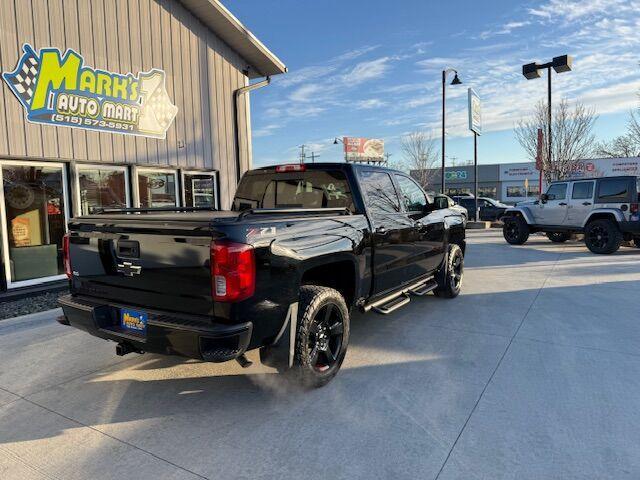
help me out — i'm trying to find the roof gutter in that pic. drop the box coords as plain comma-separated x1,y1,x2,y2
234,76,271,184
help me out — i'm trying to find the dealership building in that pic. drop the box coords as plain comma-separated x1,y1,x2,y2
0,0,285,293
419,157,640,204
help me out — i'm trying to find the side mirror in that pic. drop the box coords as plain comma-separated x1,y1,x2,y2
540,193,549,203
424,202,436,213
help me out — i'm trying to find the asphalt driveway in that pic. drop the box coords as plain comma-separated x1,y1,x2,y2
1,231,639,480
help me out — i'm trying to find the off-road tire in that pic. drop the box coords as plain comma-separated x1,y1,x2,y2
288,285,349,388
584,219,622,254
434,244,464,298
503,216,529,245
546,232,571,243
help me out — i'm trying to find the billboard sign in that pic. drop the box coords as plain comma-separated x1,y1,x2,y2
2,44,178,139
343,137,384,161
468,88,481,135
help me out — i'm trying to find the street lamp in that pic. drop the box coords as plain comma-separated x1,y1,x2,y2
441,68,462,194
522,55,572,185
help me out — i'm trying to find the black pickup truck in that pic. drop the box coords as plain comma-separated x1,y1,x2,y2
59,163,466,387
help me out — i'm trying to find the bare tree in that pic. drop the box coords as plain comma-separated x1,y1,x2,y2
515,99,597,182
398,130,440,188
594,133,640,158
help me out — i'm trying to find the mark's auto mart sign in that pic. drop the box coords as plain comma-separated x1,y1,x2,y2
2,44,178,139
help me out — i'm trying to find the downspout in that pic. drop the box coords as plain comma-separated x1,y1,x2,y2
234,76,271,185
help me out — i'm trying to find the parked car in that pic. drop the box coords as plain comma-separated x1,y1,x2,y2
502,175,640,254
433,193,468,222
453,196,508,221
59,163,466,388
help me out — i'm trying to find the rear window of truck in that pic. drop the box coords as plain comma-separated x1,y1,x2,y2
233,170,355,211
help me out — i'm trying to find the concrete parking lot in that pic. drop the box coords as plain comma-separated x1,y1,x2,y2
1,230,640,480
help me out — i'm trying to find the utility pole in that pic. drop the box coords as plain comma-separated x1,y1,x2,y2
384,152,392,165
309,151,320,163
298,144,307,164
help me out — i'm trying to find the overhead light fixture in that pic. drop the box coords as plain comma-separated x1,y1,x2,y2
522,62,541,80
552,55,573,73
451,73,462,85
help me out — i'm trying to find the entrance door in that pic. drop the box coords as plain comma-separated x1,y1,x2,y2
0,162,69,287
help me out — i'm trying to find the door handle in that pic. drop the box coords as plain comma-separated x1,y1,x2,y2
582,202,591,206
559,202,567,206
375,226,389,236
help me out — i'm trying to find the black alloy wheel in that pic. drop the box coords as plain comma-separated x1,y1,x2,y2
290,285,350,388
503,216,529,245
584,219,622,254
587,224,608,250
307,303,344,373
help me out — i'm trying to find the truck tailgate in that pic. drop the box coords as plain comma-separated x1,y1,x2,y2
68,215,219,316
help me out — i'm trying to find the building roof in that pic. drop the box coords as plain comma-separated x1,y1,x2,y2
179,0,287,78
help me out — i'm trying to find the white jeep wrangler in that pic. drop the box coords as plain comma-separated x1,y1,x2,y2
502,176,640,254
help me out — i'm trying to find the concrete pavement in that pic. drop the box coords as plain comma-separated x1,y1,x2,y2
1,231,639,479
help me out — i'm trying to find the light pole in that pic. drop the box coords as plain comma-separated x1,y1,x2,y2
441,68,462,194
522,55,572,185
333,137,346,162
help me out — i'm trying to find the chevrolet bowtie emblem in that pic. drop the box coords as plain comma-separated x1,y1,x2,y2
116,262,142,277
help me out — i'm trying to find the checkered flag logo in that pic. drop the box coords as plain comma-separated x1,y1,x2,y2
2,44,40,108
146,86,178,130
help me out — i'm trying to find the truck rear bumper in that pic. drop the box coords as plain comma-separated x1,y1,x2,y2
58,295,252,363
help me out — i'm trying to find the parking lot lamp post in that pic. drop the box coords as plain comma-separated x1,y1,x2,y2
333,137,346,162
441,69,462,194
522,55,572,182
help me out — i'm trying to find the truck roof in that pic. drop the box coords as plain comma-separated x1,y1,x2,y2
254,162,404,175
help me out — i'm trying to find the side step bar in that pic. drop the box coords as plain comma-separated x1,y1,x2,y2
362,277,438,315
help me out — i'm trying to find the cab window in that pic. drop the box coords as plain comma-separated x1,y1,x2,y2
546,183,567,200
359,170,401,213
394,175,428,212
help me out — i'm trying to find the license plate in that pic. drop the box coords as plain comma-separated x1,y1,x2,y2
120,308,147,334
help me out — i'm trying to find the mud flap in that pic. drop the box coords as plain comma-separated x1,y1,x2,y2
259,302,298,371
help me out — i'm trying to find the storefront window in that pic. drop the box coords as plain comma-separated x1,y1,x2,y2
478,186,497,199
507,186,525,198
1,164,67,283
183,172,216,208
446,187,472,196
77,167,128,215
137,170,177,208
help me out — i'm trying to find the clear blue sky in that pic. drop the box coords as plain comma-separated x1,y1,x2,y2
226,0,640,167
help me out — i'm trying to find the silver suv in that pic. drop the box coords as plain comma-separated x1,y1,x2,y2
502,176,640,254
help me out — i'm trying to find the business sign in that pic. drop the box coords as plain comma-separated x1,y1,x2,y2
2,44,178,139
567,157,640,179
499,163,538,181
343,137,384,161
445,170,468,180
467,88,481,135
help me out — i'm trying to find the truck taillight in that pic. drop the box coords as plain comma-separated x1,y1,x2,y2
210,240,255,302
631,203,639,214
62,233,72,279
275,164,306,173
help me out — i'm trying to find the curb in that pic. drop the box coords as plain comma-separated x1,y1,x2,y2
0,307,63,327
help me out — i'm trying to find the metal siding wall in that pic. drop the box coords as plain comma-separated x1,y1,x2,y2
0,0,252,207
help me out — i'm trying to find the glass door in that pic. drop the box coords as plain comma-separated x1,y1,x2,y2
181,170,217,208
0,161,69,287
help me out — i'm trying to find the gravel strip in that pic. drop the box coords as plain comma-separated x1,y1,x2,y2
0,291,66,320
